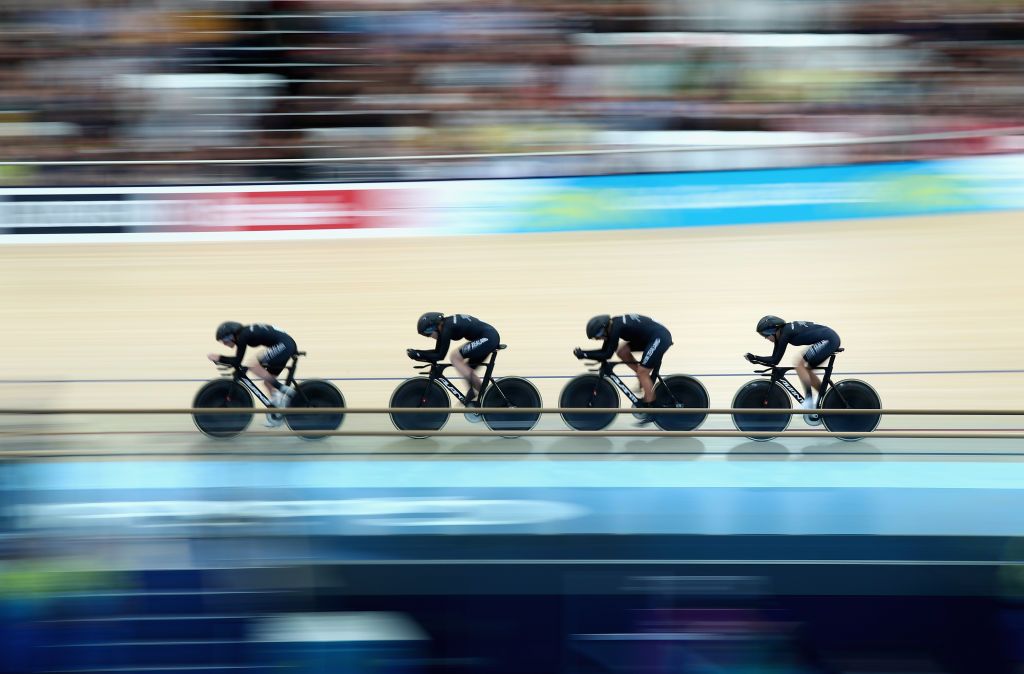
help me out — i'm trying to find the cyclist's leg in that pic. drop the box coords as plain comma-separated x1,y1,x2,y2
794,352,823,424
450,350,477,393
453,334,496,398
796,333,840,405
635,365,656,404
794,355,820,403
254,341,296,400
636,335,670,405
616,342,645,392
616,342,640,372
247,360,278,397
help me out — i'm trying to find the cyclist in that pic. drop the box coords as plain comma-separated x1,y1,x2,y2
573,314,673,424
208,321,297,427
746,315,841,424
407,312,500,404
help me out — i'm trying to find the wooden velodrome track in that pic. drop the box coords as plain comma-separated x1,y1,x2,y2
1,211,1022,458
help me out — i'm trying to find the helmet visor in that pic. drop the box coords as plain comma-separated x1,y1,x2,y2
422,325,437,336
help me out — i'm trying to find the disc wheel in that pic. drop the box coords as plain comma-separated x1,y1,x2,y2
731,379,791,441
192,379,254,439
652,375,709,431
285,380,345,440
559,374,619,431
389,378,451,439
819,379,882,441
482,376,542,437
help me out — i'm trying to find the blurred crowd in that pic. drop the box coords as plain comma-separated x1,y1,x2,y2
1,0,1024,184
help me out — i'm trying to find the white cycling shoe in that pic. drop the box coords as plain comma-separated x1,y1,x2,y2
801,396,821,426
270,385,295,408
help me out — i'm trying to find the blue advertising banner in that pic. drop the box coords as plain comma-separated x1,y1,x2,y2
497,154,1024,233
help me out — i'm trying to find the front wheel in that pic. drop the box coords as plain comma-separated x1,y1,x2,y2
482,377,542,437
819,379,882,441
285,380,345,440
731,379,791,441
389,378,451,439
192,379,254,439
559,374,619,431
653,375,709,431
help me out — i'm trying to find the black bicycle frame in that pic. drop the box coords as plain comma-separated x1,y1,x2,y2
228,351,305,408
761,351,851,406
593,361,675,405
414,349,509,405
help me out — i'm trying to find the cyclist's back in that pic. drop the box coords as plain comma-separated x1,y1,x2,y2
780,321,836,348
233,324,295,357
443,314,496,344
615,314,670,346
240,323,292,345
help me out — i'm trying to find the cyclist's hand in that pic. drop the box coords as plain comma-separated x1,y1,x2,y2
406,348,421,360
573,347,586,360
207,353,221,363
744,352,761,364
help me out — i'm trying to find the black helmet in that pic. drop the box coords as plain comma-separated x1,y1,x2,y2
216,321,242,341
586,314,611,339
756,315,785,336
417,312,444,336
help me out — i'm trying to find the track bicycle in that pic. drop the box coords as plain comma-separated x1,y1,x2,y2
390,344,542,438
731,348,881,441
559,360,709,432
192,351,345,440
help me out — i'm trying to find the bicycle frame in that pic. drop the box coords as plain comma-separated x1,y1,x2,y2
757,350,851,407
224,351,304,408
591,360,675,405
413,348,511,405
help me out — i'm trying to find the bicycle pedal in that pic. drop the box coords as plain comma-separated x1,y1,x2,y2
462,400,482,423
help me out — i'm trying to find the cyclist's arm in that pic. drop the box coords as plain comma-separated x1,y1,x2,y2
220,328,251,366
755,325,791,365
227,341,248,366
413,322,452,361
580,321,622,361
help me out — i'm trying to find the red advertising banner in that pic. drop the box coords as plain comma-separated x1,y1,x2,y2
174,188,383,231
